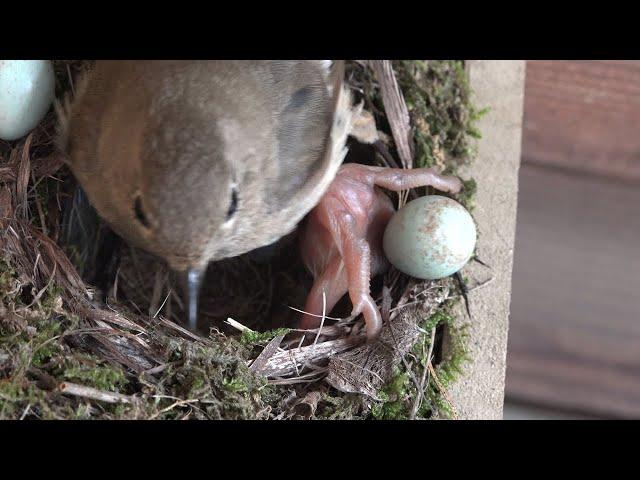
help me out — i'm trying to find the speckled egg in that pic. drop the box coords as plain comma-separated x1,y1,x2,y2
383,195,476,280
0,60,55,141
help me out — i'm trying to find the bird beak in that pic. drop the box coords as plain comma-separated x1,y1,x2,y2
186,267,205,332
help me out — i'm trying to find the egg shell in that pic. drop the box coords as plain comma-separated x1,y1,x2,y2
383,195,476,280
0,60,55,141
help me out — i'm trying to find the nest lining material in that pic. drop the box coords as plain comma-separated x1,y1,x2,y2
0,60,479,420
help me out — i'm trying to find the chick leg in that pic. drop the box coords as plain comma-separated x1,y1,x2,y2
333,212,383,340
369,166,463,194
300,256,348,330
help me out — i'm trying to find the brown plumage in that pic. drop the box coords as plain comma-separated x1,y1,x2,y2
58,60,353,329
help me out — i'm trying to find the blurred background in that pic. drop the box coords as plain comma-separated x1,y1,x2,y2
503,60,640,419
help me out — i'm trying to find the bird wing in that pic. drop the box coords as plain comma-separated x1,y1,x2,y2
267,60,352,237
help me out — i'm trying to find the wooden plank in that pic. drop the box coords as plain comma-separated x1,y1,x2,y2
523,60,640,182
505,164,640,418
503,402,593,420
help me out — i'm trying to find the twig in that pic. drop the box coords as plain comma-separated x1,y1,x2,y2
371,60,414,169
58,382,132,404
454,271,472,318
381,286,392,324
155,316,203,342
225,317,252,333
287,305,345,321
20,404,31,420
31,171,48,236
249,333,287,374
66,64,75,96
409,326,436,420
292,390,324,419
149,399,199,420
153,289,171,319
75,301,147,334
149,265,166,317
268,369,328,385
284,325,349,338
389,299,435,313
312,290,327,347
473,256,491,269
373,140,401,169
428,363,459,420
27,262,57,308
142,363,172,376
261,335,365,378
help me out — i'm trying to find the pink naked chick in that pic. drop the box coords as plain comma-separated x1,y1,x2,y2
298,163,463,340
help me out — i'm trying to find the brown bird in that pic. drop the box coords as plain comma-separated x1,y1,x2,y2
57,60,353,330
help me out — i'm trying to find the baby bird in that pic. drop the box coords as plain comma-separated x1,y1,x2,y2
298,163,463,340
58,60,353,330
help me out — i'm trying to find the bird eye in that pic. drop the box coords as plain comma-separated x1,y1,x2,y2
134,195,151,228
226,187,238,220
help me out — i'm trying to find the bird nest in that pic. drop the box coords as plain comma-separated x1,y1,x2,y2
0,60,483,419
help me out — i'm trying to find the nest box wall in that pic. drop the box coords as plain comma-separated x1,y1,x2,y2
443,61,525,419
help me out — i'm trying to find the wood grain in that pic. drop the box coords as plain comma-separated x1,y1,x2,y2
505,164,640,418
523,60,640,182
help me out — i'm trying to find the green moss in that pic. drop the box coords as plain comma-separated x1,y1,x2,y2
1,254,132,419
425,307,469,419
367,302,469,420
0,259,14,283
315,393,367,420
371,370,412,419
74,403,95,419
458,178,478,212
62,356,128,392
240,327,291,346
222,376,249,393
395,60,487,167
348,60,487,173
136,334,272,420
0,379,50,419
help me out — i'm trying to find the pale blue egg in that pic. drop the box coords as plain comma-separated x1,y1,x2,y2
0,60,55,141
383,195,476,280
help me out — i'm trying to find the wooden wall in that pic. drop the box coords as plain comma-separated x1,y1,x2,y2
505,61,640,418
522,60,640,182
